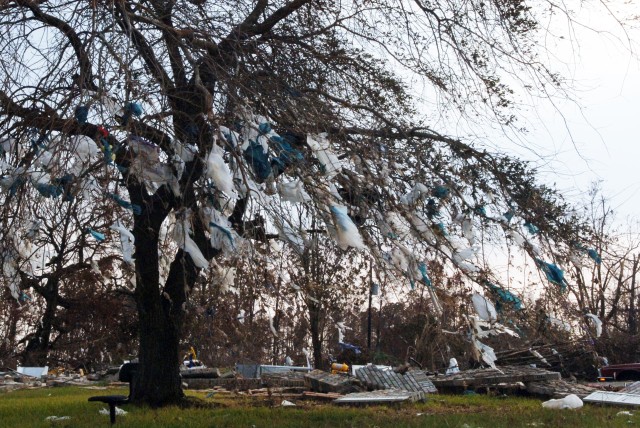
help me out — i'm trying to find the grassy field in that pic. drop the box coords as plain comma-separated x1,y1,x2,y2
0,386,637,427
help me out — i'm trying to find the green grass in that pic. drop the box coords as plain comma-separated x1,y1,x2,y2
0,386,638,427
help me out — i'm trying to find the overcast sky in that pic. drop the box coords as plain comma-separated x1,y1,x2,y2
512,3,640,221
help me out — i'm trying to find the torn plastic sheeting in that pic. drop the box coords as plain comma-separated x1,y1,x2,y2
472,338,497,369
400,183,429,205
417,262,432,287
107,193,142,215
587,249,602,264
270,135,303,175
488,283,523,311
244,141,272,182
206,144,234,195
535,259,567,290
173,217,209,269
307,134,341,177
471,294,497,322
585,313,603,338
339,342,362,355
87,228,105,241
330,205,365,250
75,105,89,123
109,221,135,265
278,180,311,203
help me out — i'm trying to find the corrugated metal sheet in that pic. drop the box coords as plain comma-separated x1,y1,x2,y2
583,391,640,406
620,381,640,395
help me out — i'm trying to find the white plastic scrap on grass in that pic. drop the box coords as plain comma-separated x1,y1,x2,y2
541,394,583,409
99,407,128,416
44,416,71,422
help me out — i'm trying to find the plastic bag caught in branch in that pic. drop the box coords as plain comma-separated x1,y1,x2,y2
400,183,429,206
206,143,235,195
330,205,365,250
307,134,341,177
110,221,135,265
278,180,311,203
471,293,497,322
585,313,603,338
173,214,209,269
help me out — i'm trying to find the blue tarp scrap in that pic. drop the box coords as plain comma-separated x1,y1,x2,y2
87,228,105,241
107,193,142,215
418,262,433,288
121,102,143,125
270,135,304,176
502,210,515,222
338,342,361,355
75,105,89,124
535,259,567,291
587,248,602,264
34,182,62,198
8,176,26,196
486,282,523,311
426,198,439,218
433,185,450,198
209,221,235,248
52,174,74,201
475,206,487,216
435,222,447,236
244,141,272,181
30,132,48,154
524,222,539,234
258,122,272,135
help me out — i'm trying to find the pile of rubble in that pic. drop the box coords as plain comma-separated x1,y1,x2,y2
183,363,618,405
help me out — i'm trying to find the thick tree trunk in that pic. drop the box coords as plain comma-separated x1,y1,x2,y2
130,218,192,406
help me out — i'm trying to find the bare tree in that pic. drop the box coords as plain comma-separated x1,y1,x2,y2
0,0,613,405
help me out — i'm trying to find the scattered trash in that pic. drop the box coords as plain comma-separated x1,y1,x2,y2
617,411,634,417
541,394,583,409
99,407,127,416
44,416,70,422
281,400,296,407
446,358,460,375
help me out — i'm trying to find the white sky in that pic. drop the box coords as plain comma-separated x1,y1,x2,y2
506,3,640,221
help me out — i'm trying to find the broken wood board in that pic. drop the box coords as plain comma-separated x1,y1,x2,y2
584,391,640,407
428,365,560,390
334,388,424,404
180,368,221,379
183,378,261,390
302,391,344,400
304,370,360,394
526,379,598,399
355,366,437,394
